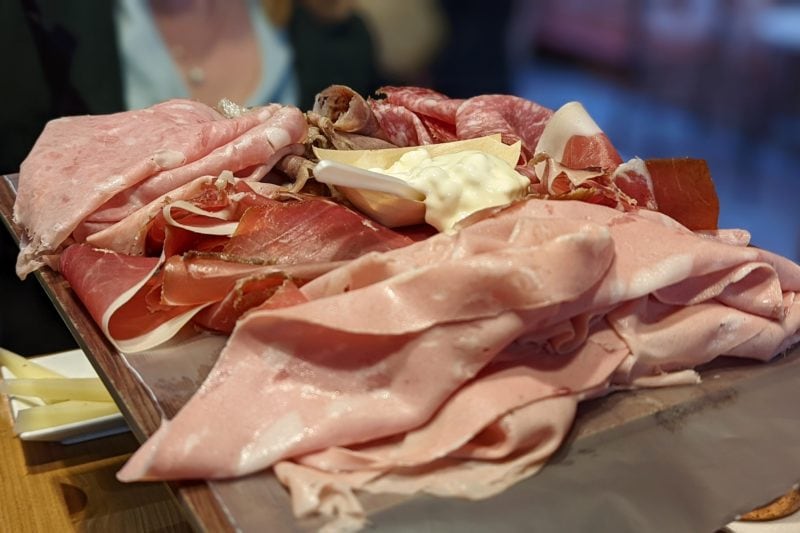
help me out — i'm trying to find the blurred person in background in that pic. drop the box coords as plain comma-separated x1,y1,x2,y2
1,0,382,173
427,0,514,97
0,0,382,354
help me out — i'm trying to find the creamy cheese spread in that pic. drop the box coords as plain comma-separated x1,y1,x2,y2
371,149,529,232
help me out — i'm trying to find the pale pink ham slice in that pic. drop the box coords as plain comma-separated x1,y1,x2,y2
275,396,579,532
117,214,616,480
117,197,800,515
79,106,307,232
14,100,307,278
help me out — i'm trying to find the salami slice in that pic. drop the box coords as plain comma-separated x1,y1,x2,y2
369,101,433,147
418,115,459,143
456,95,553,158
378,86,464,124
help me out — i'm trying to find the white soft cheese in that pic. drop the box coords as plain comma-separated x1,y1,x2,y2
371,149,529,232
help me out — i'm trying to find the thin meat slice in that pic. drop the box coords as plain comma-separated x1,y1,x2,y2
117,215,615,480
84,107,307,226
611,158,657,211
86,175,281,256
160,254,342,307
296,323,629,473
14,100,307,277
532,102,654,210
645,158,719,230
193,277,309,333
377,86,464,124
223,196,414,263
369,101,433,147
276,326,629,530
456,95,553,159
59,244,201,353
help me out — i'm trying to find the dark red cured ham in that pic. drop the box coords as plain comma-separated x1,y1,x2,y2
161,255,331,334
645,158,719,230
14,100,307,277
560,132,622,170
456,95,553,160
611,159,657,210
223,196,414,263
160,255,342,307
59,181,412,351
59,245,199,352
60,244,162,331
85,176,279,256
193,277,309,333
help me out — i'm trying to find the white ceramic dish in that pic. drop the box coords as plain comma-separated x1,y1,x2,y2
1,349,129,444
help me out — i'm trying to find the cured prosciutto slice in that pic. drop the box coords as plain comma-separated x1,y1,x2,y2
193,277,309,333
645,158,719,230
223,196,414,263
162,255,339,334
61,178,414,351
14,100,307,277
59,244,200,353
531,101,656,211
117,198,800,532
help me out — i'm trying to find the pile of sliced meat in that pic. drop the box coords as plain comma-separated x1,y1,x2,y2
309,85,718,231
118,198,800,531
13,99,307,277
10,86,799,531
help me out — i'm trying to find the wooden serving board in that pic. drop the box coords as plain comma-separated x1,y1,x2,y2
4,173,800,532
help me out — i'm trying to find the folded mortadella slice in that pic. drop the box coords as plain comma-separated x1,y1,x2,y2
119,198,800,494
117,215,616,481
14,100,307,277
